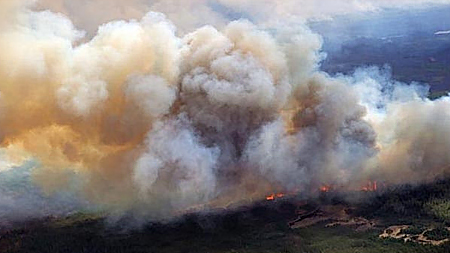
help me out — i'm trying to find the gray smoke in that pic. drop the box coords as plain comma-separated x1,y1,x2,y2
0,0,450,222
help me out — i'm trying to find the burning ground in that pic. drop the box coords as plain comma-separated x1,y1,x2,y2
2,179,450,253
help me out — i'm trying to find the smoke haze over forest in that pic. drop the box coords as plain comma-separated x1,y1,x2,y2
1,0,450,224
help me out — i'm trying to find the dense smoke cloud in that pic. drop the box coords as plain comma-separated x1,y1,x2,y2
1,0,450,222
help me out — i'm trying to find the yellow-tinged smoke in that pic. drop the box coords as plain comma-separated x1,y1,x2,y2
1,0,450,220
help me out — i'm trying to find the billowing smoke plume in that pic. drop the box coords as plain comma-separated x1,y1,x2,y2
1,0,450,222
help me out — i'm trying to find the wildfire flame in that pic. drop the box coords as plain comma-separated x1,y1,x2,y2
361,181,377,192
319,181,378,193
266,193,285,201
265,181,379,201
320,185,332,192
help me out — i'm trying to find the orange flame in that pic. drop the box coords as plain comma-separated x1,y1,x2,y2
319,181,379,193
320,185,331,192
265,192,285,201
361,181,377,192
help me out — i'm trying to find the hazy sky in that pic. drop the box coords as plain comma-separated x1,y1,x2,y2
34,0,450,34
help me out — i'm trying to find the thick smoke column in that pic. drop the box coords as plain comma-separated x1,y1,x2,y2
1,0,450,221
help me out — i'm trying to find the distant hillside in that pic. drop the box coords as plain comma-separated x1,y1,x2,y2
321,33,450,92
311,6,450,93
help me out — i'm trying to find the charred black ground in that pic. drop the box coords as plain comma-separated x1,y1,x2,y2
2,179,450,253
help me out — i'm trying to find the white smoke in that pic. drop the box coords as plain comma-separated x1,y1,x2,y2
132,117,220,219
0,0,450,222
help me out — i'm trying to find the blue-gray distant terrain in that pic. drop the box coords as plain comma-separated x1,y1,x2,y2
310,6,450,94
